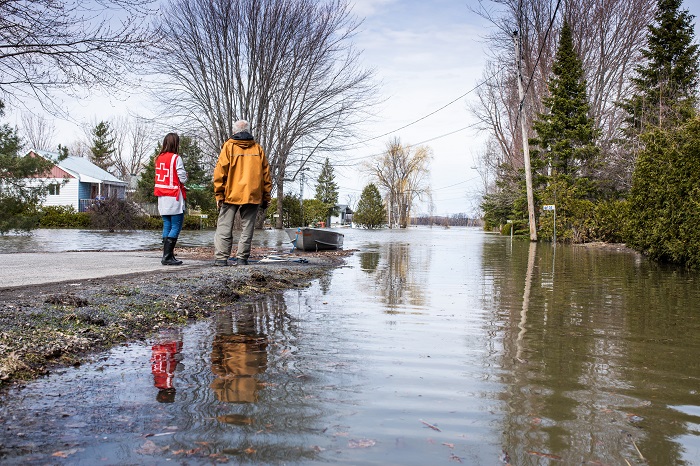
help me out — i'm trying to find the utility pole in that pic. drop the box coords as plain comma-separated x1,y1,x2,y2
513,30,538,242
300,170,305,227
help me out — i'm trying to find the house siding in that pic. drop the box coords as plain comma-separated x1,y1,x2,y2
27,178,80,211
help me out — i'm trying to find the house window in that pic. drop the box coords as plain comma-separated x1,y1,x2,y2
48,183,60,196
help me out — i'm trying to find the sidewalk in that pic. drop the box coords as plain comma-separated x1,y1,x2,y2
0,251,209,289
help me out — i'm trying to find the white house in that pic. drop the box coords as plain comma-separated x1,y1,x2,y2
28,150,128,212
330,204,353,226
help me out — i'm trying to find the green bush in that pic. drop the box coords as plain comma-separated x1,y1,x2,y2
39,206,91,228
590,199,629,243
627,117,700,268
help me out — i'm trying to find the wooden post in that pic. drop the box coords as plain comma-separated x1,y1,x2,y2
513,31,538,242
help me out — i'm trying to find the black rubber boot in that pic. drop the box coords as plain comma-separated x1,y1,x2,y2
162,237,183,265
163,237,178,261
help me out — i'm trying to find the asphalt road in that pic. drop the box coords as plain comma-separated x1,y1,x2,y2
0,251,210,289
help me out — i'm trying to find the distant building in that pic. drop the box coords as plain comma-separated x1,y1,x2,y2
330,204,353,226
26,150,128,212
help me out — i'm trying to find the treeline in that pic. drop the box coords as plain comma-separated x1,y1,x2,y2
412,214,482,227
473,0,700,268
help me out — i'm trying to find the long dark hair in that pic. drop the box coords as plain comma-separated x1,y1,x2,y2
161,133,180,154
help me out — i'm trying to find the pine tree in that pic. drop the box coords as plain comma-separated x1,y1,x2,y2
531,21,599,180
623,0,699,132
314,158,339,226
90,121,116,172
354,184,386,229
0,101,55,233
529,20,600,242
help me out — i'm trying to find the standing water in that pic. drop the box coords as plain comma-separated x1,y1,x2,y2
1,227,699,465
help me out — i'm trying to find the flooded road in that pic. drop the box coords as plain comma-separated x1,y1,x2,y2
1,228,699,465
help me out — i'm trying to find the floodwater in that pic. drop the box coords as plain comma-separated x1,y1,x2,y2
0,228,290,253
1,227,700,465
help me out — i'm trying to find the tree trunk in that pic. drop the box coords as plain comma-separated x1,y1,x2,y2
275,177,285,229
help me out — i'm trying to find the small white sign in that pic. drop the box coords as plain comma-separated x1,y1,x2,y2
200,214,208,219
542,205,556,211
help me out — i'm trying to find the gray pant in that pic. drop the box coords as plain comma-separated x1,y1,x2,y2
214,203,259,261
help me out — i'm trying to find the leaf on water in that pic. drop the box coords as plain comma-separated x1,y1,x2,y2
136,440,166,455
527,450,562,460
442,442,455,448
173,448,202,456
244,447,256,454
348,439,376,448
52,448,80,458
450,453,464,463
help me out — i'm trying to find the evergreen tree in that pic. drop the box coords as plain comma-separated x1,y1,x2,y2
354,184,386,229
0,101,54,233
314,158,339,225
529,21,600,242
531,21,599,180
90,121,116,172
627,116,700,268
179,136,215,211
622,0,699,132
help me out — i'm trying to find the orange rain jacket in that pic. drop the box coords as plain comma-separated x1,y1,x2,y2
213,134,272,205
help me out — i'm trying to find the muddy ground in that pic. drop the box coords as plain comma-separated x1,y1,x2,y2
0,247,352,390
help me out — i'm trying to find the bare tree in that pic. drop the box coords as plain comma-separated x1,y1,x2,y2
368,138,432,229
20,113,56,151
471,0,654,192
0,0,159,111
155,0,378,228
111,116,156,183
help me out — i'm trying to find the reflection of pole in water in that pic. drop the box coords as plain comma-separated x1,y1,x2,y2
516,242,537,361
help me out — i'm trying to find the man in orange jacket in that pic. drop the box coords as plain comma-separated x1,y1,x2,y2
212,120,272,266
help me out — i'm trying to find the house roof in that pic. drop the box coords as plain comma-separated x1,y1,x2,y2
31,150,127,186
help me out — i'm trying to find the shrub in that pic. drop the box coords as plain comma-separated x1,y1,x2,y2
39,206,91,228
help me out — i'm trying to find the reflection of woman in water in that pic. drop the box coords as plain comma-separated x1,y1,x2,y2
150,328,183,403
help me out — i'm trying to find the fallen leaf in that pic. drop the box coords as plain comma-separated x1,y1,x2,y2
527,450,562,460
137,440,166,455
450,453,464,463
244,447,256,454
52,448,80,458
442,442,455,448
348,439,376,448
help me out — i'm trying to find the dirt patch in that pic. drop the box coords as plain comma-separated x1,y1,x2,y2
0,246,352,390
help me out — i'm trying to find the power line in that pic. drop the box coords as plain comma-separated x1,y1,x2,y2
344,65,506,149
337,121,482,166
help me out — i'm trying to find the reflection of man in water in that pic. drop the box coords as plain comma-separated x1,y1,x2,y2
210,309,268,404
150,329,183,403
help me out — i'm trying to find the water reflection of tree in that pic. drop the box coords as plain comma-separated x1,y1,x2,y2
482,241,696,464
372,242,427,312
359,250,380,273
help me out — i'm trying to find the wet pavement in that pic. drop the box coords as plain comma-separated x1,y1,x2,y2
0,251,210,289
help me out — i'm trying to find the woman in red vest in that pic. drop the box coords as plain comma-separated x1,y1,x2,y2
154,133,188,265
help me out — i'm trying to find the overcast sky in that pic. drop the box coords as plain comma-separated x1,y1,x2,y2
13,0,700,217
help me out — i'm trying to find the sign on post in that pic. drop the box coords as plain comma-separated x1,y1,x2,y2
542,205,555,211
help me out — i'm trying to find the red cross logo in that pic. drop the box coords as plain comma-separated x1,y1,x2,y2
156,162,170,183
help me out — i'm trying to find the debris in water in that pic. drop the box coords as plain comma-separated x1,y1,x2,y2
527,450,562,460
420,419,441,432
348,438,376,448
